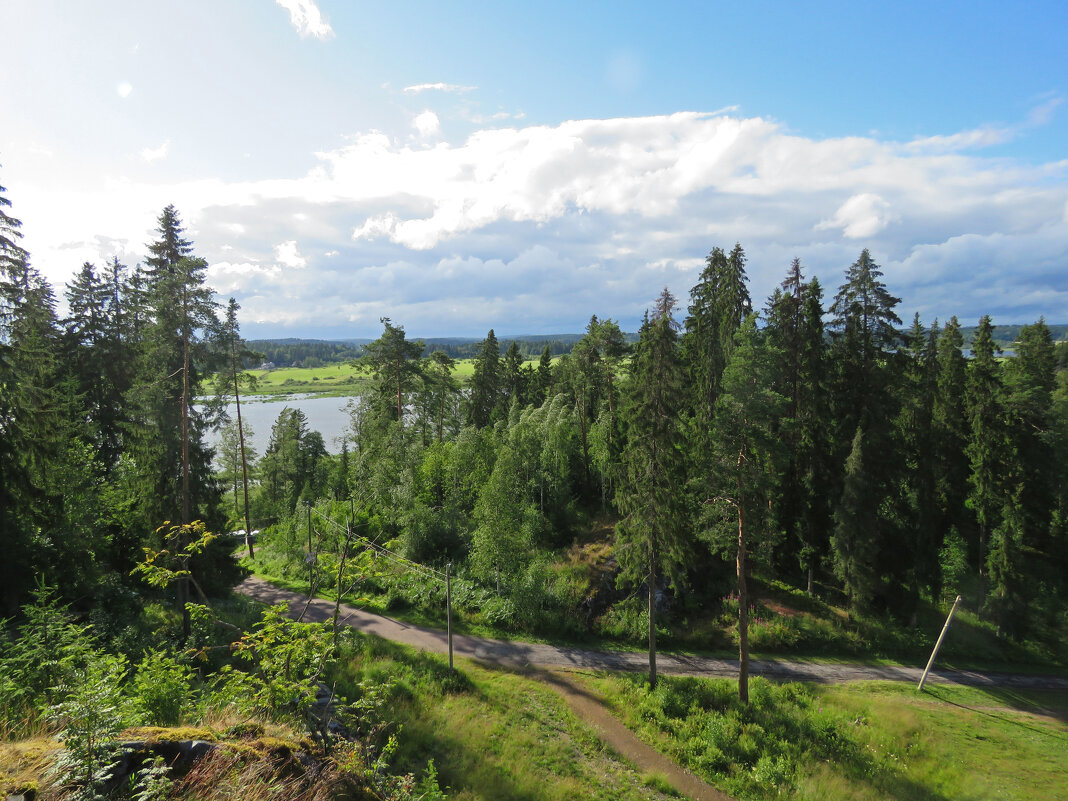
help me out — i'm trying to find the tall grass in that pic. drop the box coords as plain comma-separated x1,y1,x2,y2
586,673,1068,801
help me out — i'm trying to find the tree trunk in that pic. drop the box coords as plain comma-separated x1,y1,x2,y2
232,340,254,560
180,291,192,638
737,504,750,704
648,548,658,690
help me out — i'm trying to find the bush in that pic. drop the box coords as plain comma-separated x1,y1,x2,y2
133,652,194,725
48,653,134,801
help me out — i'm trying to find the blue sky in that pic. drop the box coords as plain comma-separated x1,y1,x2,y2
2,0,1066,338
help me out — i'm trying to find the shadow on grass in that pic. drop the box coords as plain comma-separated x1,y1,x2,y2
921,685,1068,734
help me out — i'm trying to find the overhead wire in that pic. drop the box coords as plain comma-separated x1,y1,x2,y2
311,507,446,581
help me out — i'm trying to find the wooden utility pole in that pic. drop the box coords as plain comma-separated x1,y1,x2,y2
918,595,962,691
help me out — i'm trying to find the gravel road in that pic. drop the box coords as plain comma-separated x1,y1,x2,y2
236,576,1068,690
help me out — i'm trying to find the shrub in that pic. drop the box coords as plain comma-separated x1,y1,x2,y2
133,651,194,725
48,653,133,801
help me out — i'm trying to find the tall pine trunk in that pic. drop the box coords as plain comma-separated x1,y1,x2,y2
737,487,750,704
648,544,658,690
232,338,254,559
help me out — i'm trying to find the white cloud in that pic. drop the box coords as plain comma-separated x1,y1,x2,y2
817,193,897,239
403,83,477,94
275,0,333,40
273,239,307,268
412,110,441,138
117,82,133,98
19,108,1068,336
140,140,169,162
207,261,283,293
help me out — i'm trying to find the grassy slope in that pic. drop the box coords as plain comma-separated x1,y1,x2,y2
329,634,681,801
581,672,1068,801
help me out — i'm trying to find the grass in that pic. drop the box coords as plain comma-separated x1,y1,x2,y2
226,364,371,397
579,672,1068,801
207,356,557,398
328,632,682,801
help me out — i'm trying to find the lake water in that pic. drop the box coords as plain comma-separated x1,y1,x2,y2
203,394,356,457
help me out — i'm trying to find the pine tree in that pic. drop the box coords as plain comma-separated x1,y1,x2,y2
705,315,785,702
426,350,459,443
615,288,689,689
212,298,259,558
356,317,425,427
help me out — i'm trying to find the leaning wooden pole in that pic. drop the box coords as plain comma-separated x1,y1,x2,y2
918,595,963,691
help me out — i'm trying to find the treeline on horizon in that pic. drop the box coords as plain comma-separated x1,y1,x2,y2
2,180,1067,664
246,333,642,369
245,324,1068,371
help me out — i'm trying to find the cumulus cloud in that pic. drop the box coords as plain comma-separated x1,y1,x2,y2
412,110,441,138
274,240,307,268
140,140,169,162
25,107,1068,337
817,193,898,239
275,0,333,40
207,261,283,294
403,83,477,94
117,82,133,98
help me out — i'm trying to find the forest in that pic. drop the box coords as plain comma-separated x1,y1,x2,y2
2,177,1067,800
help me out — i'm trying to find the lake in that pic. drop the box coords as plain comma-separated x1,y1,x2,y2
203,394,356,457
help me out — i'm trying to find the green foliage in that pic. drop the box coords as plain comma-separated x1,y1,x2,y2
130,755,173,801
132,651,195,725
228,604,333,714
131,520,217,589
1,586,98,712
47,653,133,801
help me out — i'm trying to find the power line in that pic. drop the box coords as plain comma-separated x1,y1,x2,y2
311,507,446,581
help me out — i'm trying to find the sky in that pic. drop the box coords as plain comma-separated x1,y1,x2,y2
1,0,1067,339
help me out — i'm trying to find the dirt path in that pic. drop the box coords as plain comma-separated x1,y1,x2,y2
539,669,734,801
239,577,733,800
237,577,1068,691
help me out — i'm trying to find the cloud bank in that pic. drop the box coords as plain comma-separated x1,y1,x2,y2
20,109,1068,337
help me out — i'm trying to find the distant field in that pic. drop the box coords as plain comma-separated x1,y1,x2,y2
219,357,552,397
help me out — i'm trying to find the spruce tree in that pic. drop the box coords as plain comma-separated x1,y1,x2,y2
615,289,689,689
682,244,752,421
965,315,1008,585
466,329,501,428
764,261,831,591
933,316,972,563
832,428,881,612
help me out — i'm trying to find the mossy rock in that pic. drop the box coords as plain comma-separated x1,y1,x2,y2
123,725,218,743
